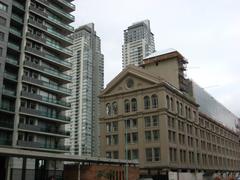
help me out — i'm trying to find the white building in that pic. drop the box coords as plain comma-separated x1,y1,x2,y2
122,20,155,69
67,23,104,156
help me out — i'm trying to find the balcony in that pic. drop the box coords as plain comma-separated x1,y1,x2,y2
56,0,75,11
12,0,25,11
7,42,20,51
20,107,71,123
22,76,71,95
29,6,48,18
26,33,46,44
21,91,71,109
11,14,24,24
48,15,74,32
18,140,69,151
2,88,16,97
25,47,72,70
4,72,18,81
46,28,73,44
19,123,70,136
6,57,18,66
24,61,71,82
0,121,14,129
0,104,15,113
28,19,47,31
48,3,74,22
46,40,72,57
9,27,22,37
0,139,12,146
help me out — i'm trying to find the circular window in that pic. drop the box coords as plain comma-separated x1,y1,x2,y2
126,78,134,88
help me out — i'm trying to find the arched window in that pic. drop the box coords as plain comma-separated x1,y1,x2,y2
176,101,179,114
106,103,111,116
124,99,130,113
170,97,174,111
144,96,150,110
166,95,170,109
180,103,183,115
131,98,137,112
112,102,118,115
151,94,158,108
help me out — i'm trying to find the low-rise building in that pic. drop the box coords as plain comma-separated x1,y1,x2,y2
99,49,240,179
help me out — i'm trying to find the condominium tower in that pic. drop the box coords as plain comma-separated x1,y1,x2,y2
122,20,155,69
0,0,74,179
68,23,104,156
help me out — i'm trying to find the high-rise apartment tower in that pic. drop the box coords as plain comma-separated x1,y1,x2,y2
68,23,104,156
0,0,74,179
122,20,155,69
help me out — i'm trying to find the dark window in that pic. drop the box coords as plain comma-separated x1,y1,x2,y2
124,99,130,113
151,94,158,108
131,98,137,111
0,31,4,41
0,16,6,26
144,96,150,109
0,2,8,12
0,47,2,56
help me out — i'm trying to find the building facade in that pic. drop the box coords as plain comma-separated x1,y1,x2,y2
99,49,240,178
0,0,74,179
122,20,155,69
67,23,104,156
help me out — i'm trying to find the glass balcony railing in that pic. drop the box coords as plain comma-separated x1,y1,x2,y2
12,0,25,11
19,123,70,136
43,67,72,81
11,14,23,23
48,4,74,21
9,27,22,37
0,139,12,146
48,16,74,32
41,96,71,107
45,54,72,68
0,104,15,112
4,72,18,81
8,42,20,51
46,40,72,55
6,57,18,65
42,81,71,94
57,0,75,10
18,140,70,151
0,121,14,129
2,89,16,96
47,28,73,43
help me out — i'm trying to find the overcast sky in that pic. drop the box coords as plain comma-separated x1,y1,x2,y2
72,0,240,116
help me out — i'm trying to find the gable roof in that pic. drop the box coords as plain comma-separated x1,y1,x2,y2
100,65,163,96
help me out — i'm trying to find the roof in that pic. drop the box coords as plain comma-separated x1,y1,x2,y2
144,48,178,59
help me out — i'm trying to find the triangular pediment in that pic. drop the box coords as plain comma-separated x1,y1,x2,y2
100,65,162,96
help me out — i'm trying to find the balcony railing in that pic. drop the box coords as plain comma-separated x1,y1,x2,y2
2,89,16,96
20,107,71,122
0,121,14,129
8,42,20,51
45,54,72,68
28,19,47,31
22,76,71,95
46,40,72,55
11,14,23,23
57,0,75,10
0,104,15,112
12,0,25,11
48,16,74,32
0,139,12,146
9,27,22,37
19,123,70,136
18,140,70,151
21,91,71,108
48,3,74,21
29,6,48,18
47,28,73,44
4,72,18,81
6,57,18,66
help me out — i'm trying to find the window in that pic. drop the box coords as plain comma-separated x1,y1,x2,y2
151,94,158,108
166,95,170,109
168,130,176,143
132,132,138,143
144,116,151,127
144,96,150,109
0,2,8,12
0,16,6,26
112,102,118,115
113,151,119,159
106,103,111,116
169,147,177,162
153,130,160,141
0,31,4,41
132,149,139,160
145,148,152,161
0,47,2,57
112,135,118,145
170,97,174,111
131,98,137,111
124,99,130,113
154,148,160,161
152,115,159,126
145,131,151,142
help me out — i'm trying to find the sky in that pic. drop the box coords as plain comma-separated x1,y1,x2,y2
71,0,240,117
